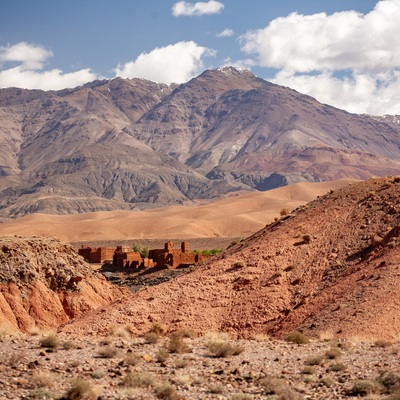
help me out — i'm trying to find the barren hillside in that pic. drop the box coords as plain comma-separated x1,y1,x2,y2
62,177,400,340
0,236,126,332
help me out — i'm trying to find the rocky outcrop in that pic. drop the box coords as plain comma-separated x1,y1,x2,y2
0,236,127,332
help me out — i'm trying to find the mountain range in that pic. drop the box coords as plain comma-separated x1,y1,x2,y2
1,66,400,218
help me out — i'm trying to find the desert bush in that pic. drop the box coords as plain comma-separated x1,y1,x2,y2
304,354,324,366
376,371,400,394
156,349,170,363
148,322,168,335
124,353,141,366
61,340,76,350
349,379,383,396
209,383,224,393
374,339,393,348
259,376,300,399
28,388,55,399
328,362,347,372
325,347,342,359
64,378,100,400
319,376,334,387
232,260,246,268
253,333,269,342
7,350,24,367
96,345,118,358
154,383,180,400
31,370,57,388
231,393,253,400
167,335,192,354
40,333,59,348
387,392,400,400
284,331,309,344
123,371,155,388
110,325,131,339
173,327,197,338
175,358,190,368
302,234,312,243
300,366,315,375
143,332,160,344
280,208,290,216
91,369,106,379
205,339,244,358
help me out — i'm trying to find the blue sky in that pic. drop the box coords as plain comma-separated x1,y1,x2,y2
1,0,399,115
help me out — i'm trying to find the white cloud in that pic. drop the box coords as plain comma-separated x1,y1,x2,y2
172,0,224,17
216,28,234,38
0,42,98,90
239,0,400,115
114,41,215,84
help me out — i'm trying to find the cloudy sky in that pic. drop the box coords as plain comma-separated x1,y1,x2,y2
1,0,399,115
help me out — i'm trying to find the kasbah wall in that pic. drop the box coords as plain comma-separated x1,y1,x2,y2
78,241,211,270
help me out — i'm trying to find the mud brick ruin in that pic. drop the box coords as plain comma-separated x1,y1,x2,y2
78,241,211,270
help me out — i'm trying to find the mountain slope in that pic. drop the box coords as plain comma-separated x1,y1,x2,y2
61,177,400,340
1,67,400,218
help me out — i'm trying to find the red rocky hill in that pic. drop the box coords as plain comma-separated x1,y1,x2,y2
0,236,126,332
62,177,400,340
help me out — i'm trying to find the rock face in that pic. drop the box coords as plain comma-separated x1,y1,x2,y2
0,236,126,332
62,177,400,340
1,67,400,218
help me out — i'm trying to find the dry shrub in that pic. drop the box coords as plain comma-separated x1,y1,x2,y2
148,322,168,335
328,362,347,372
40,333,59,348
124,353,141,366
31,370,57,388
28,388,55,399
376,371,400,394
154,383,180,400
175,358,190,368
61,340,76,350
205,339,244,358
64,378,100,400
110,325,131,339
123,371,155,388
173,327,197,338
319,376,334,387
301,366,315,375
325,347,342,359
209,383,224,394
374,339,393,348
349,380,383,396
259,376,300,399
232,260,246,268
302,234,312,243
284,331,309,344
156,349,170,363
143,332,160,344
304,354,324,366
167,335,192,354
253,333,269,342
231,393,253,400
7,350,24,367
280,208,290,216
97,345,118,359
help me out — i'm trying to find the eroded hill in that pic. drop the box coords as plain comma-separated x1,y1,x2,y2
61,177,400,340
0,236,126,331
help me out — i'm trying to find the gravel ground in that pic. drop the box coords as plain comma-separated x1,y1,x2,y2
0,330,399,400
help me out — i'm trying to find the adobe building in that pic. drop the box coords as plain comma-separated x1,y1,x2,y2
79,241,210,270
78,246,115,264
149,241,210,269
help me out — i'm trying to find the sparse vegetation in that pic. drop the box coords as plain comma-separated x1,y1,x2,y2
285,331,310,344
232,260,246,268
280,208,290,216
167,335,192,354
123,371,156,388
192,249,222,255
155,349,170,363
349,379,383,396
143,331,160,344
154,383,180,400
302,234,313,243
31,370,57,389
40,333,59,348
205,338,244,358
96,345,118,358
64,378,100,400
325,347,342,359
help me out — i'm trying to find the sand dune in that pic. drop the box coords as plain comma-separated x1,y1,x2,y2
0,179,354,242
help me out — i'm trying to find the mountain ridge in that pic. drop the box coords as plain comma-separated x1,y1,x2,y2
0,67,399,218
